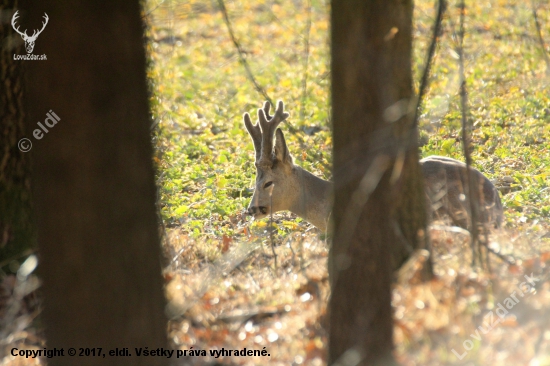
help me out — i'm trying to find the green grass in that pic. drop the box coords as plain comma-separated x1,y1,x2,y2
414,0,550,229
146,1,550,364
148,0,550,240
148,0,332,240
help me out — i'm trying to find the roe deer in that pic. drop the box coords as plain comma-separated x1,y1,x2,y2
244,101,503,233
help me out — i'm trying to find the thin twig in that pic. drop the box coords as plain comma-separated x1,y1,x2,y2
219,2,325,168
485,226,493,271
219,0,307,141
218,0,273,106
287,233,297,267
300,0,312,120
269,185,277,269
413,0,446,129
405,0,445,279
531,0,550,75
482,240,516,265
431,225,515,265
457,0,481,266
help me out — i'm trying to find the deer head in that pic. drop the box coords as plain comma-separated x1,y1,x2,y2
243,101,299,218
243,101,333,231
12,11,49,54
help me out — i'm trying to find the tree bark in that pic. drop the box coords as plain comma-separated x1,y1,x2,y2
329,0,430,364
0,1,34,269
23,1,167,365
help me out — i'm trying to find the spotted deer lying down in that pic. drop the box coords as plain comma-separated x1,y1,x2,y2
244,101,503,233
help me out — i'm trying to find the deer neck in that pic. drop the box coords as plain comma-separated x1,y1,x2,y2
289,166,333,233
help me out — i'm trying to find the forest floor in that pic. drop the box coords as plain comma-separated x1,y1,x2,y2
151,0,550,364
3,0,550,365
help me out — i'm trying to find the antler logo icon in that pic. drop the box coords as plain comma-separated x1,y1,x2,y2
11,11,49,54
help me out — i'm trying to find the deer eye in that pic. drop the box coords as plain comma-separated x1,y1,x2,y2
264,181,273,189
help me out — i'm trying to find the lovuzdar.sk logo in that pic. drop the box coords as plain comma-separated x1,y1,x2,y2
11,10,48,60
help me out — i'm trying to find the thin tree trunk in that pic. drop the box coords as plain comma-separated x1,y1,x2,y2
23,1,167,365
330,0,429,364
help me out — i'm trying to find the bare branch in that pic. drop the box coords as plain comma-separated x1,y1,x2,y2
217,0,273,106
413,0,446,129
531,0,550,75
457,0,483,266
300,0,312,120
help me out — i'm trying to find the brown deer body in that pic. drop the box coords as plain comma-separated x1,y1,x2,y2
244,101,503,233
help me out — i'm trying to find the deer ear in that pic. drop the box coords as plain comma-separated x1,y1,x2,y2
274,128,292,164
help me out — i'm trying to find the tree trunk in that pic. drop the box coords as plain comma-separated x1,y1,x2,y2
0,1,34,270
329,0,430,364
23,1,168,365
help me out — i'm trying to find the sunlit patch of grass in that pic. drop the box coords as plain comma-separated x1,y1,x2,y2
149,0,550,238
145,0,550,364
147,0,331,239
414,0,550,232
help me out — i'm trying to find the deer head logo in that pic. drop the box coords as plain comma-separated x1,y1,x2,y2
11,11,49,54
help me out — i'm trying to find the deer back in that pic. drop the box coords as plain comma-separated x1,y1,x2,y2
420,156,503,229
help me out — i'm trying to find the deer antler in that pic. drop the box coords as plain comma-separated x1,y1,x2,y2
261,100,274,120
243,101,289,167
11,11,28,39
11,11,48,41
258,101,289,166
28,13,49,41
243,112,262,162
